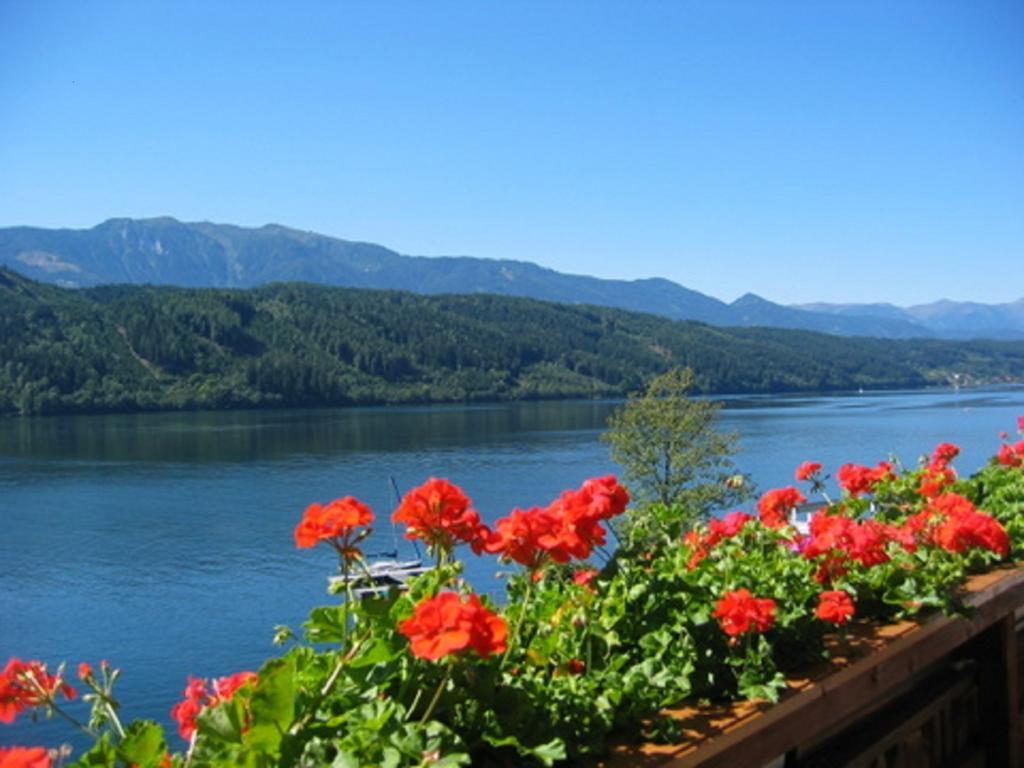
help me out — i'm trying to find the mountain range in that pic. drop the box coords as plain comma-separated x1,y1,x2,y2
1,217,1020,340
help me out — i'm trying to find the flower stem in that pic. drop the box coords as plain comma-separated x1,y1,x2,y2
49,701,94,738
404,685,425,723
501,573,535,667
104,699,126,739
419,662,453,725
288,637,366,736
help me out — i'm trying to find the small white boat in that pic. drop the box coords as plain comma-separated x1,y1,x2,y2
329,559,432,597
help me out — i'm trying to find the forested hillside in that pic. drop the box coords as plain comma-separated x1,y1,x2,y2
2,267,1022,416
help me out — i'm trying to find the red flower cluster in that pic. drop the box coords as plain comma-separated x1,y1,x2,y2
0,659,75,724
484,476,629,569
997,441,1024,468
898,493,1009,558
712,589,776,637
919,466,957,499
919,443,960,498
795,461,822,482
802,511,892,583
710,511,754,542
483,507,557,570
757,487,806,529
930,443,960,465
927,493,1009,556
815,590,855,625
398,592,507,661
294,496,374,552
170,671,258,741
685,512,754,570
836,462,893,497
393,478,489,554
0,748,51,768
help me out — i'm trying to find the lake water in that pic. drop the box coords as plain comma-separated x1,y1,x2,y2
2,387,1023,750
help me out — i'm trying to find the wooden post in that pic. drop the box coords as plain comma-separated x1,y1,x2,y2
976,613,1020,768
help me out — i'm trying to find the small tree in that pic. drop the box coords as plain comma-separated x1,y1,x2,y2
603,367,748,544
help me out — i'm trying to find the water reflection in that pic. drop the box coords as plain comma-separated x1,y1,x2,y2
0,400,621,464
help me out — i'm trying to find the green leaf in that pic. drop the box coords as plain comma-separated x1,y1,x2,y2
67,734,117,768
348,637,399,669
482,734,567,767
245,657,296,753
304,605,348,644
118,720,168,767
197,696,246,744
331,751,360,768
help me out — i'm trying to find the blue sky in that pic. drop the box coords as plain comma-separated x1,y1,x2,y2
1,1,1021,305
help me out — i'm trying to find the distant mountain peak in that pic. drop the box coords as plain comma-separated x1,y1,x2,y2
0,217,1019,340
731,292,770,306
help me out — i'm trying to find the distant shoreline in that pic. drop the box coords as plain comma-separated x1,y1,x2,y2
4,380,1022,422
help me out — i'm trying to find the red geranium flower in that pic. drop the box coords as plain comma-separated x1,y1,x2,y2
927,492,976,517
919,466,956,498
572,568,599,587
879,520,920,553
815,590,855,625
393,478,489,555
684,529,710,570
294,496,374,555
540,476,629,559
170,671,258,741
848,520,891,567
684,512,754,570
485,477,629,569
931,504,1009,557
0,659,76,725
1018,416,1024,432
795,461,822,482
757,487,806,529
566,475,630,521
803,511,855,558
0,747,51,768
398,592,507,661
712,589,776,637
802,511,890,578
836,462,894,497
483,507,556,570
997,441,1024,468
930,443,960,466
708,511,753,544
536,502,605,562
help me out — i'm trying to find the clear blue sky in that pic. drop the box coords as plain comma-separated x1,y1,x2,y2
1,1,1021,305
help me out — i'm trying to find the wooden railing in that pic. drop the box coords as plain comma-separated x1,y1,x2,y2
599,566,1024,768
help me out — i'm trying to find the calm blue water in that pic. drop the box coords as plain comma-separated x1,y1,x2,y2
2,388,1022,750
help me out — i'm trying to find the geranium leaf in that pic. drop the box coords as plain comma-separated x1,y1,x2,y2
246,657,296,753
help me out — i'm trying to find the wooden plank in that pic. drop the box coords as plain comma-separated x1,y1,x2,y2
598,566,1024,768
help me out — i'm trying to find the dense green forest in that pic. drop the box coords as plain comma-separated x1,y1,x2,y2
1,267,1023,416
